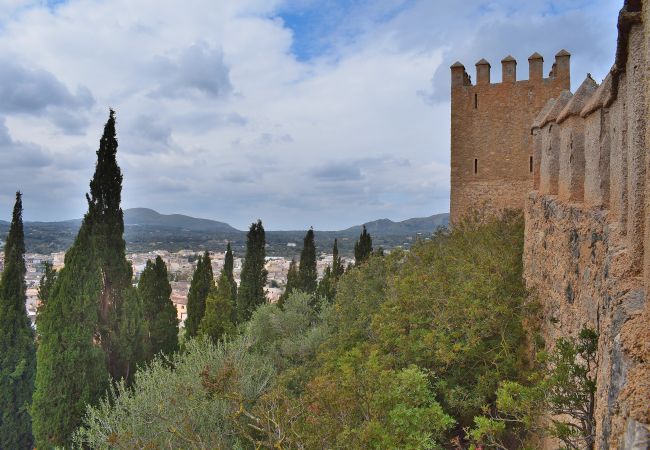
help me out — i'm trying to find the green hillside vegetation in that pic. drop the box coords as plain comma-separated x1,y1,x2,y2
77,212,566,448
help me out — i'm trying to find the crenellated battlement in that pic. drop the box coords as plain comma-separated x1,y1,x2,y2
450,50,571,89
449,50,570,223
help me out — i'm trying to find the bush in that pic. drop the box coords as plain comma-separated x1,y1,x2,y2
246,291,331,392
301,349,455,449
73,337,274,449
372,211,530,425
469,328,598,450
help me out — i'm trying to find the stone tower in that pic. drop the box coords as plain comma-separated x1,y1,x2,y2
449,51,571,224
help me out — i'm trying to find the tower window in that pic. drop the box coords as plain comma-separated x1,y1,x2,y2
474,93,478,109
530,156,533,173
474,158,478,174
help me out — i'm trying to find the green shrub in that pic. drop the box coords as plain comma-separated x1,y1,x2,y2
372,211,530,425
469,328,598,450
73,337,274,449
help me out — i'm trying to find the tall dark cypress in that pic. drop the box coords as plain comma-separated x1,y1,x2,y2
0,192,35,449
139,256,179,360
224,242,237,321
297,228,317,294
33,110,141,448
88,110,144,382
185,251,214,338
237,220,268,322
354,225,373,265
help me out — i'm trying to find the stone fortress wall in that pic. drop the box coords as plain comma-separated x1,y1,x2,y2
524,1,648,447
450,1,649,447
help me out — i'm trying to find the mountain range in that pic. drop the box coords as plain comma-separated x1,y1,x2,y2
0,208,449,256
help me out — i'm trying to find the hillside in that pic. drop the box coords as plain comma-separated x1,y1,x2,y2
339,213,449,236
124,208,238,232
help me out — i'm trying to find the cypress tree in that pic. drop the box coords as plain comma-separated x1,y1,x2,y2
0,192,35,449
278,258,298,308
224,242,237,321
198,272,235,344
237,220,267,322
139,256,179,360
36,261,57,317
185,251,213,338
88,110,143,382
332,238,344,278
33,110,142,447
354,225,373,265
297,228,317,294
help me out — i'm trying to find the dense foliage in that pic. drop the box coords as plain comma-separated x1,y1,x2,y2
32,110,143,448
237,220,268,322
138,256,179,360
75,213,542,448
185,251,214,338
0,193,35,449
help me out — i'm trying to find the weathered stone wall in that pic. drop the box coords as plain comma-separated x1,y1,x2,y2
523,1,648,447
449,53,569,224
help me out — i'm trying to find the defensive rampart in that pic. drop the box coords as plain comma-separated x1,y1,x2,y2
523,1,648,447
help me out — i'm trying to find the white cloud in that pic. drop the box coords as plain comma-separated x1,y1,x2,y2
0,0,619,229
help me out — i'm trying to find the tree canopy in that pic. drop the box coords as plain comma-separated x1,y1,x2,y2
354,225,373,265
198,272,236,344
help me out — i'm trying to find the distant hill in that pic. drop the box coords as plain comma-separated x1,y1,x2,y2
124,208,238,232
338,213,449,237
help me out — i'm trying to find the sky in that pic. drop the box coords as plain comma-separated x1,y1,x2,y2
0,0,620,230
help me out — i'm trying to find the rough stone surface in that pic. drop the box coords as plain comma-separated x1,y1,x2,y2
522,3,648,448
